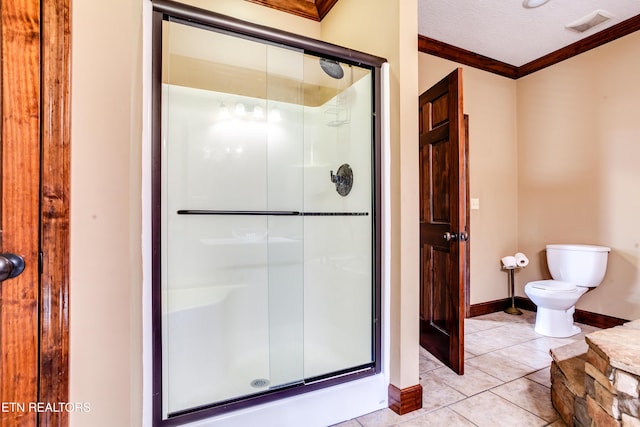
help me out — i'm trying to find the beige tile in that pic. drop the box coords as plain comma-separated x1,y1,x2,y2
465,317,504,334
494,342,553,370
577,323,601,335
420,375,467,412
356,408,412,427
395,407,475,427
352,310,578,427
474,309,536,325
331,419,363,427
465,325,535,355
464,331,509,356
427,365,503,397
519,336,578,354
449,391,547,427
419,354,444,374
526,367,552,388
466,352,537,382
500,322,543,341
491,378,559,422
419,347,445,367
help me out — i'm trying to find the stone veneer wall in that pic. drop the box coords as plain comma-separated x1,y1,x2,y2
550,320,640,427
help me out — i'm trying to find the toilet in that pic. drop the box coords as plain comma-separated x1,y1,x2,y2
524,244,611,338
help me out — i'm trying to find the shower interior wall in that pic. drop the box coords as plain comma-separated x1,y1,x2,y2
162,72,375,413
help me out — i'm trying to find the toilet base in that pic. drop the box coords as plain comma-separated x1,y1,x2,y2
533,306,581,338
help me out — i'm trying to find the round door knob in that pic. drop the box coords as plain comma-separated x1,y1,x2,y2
0,253,25,282
443,232,457,242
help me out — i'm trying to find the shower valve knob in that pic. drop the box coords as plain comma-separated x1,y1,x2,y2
329,164,353,197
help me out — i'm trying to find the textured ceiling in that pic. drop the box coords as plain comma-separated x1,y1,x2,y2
418,0,640,66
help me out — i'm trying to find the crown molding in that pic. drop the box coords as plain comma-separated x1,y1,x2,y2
418,35,518,79
244,0,339,21
517,13,640,78
419,13,640,80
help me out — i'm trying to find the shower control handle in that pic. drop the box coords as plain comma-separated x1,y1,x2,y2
329,164,353,197
330,170,342,185
443,232,457,242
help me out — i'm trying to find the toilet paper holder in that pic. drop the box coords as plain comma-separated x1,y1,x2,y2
501,252,529,315
503,267,522,315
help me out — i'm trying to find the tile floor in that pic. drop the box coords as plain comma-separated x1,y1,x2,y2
333,309,601,427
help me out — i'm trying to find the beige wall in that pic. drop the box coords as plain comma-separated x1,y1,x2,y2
70,1,419,426
418,32,640,321
181,0,322,38
70,1,143,426
516,32,640,320
418,54,519,304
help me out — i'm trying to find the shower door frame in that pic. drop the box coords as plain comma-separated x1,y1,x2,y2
150,1,386,425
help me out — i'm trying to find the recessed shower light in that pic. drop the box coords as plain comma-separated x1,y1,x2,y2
522,0,550,9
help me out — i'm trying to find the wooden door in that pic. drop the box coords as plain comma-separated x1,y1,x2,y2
419,68,468,375
0,1,70,425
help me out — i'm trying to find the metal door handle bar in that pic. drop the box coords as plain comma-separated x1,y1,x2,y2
177,210,369,216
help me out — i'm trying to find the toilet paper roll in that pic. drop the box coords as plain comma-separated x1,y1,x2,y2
514,252,529,268
501,256,517,268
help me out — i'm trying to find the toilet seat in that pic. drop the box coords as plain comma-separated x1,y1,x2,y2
527,279,577,292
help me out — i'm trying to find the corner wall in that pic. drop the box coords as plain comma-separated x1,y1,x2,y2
516,32,640,320
419,31,640,322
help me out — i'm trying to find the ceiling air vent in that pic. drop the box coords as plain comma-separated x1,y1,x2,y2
566,10,613,33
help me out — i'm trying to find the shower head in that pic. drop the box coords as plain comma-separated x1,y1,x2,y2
319,58,344,79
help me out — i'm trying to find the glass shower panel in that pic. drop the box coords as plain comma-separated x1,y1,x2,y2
157,12,379,421
161,20,304,415
301,56,374,378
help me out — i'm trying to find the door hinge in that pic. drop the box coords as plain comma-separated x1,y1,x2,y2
39,252,44,274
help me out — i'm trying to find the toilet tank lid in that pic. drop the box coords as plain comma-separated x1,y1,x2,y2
546,244,611,252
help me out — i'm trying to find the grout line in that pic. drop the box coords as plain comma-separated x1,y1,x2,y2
486,390,552,425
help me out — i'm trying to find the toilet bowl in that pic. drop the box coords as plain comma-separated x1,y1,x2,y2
524,244,610,338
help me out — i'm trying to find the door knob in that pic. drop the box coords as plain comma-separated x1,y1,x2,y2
459,231,469,242
443,232,457,242
0,253,25,282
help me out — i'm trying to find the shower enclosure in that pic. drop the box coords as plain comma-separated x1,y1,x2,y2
151,2,384,425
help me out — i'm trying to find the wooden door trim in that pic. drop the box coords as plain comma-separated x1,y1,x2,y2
39,0,71,424
463,115,470,319
1,2,41,424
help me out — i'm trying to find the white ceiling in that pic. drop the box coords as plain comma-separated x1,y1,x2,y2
418,0,640,67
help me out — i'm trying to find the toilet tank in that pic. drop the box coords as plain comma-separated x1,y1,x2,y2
546,244,611,287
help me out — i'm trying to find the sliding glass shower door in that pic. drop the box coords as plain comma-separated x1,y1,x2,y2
153,8,382,424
